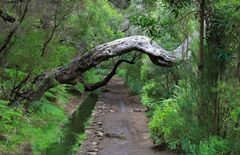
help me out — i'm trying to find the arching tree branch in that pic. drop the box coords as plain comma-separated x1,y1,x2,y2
18,35,192,103
84,58,136,91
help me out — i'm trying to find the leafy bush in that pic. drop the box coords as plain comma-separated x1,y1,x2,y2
117,69,127,78
216,80,240,154
199,136,230,155
0,85,71,154
140,56,177,106
141,80,168,108
127,77,143,95
30,100,67,153
148,79,240,154
149,80,202,153
75,83,85,93
84,69,101,84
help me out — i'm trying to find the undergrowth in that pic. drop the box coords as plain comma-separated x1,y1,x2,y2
0,85,71,154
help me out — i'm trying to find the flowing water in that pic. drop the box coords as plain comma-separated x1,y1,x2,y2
45,93,98,155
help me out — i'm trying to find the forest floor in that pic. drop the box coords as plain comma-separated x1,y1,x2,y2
79,77,174,155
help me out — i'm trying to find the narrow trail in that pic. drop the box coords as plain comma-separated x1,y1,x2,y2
80,78,173,155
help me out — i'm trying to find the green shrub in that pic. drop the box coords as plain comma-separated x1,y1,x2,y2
216,80,240,154
0,85,71,154
127,76,143,95
75,83,85,93
117,69,127,78
199,136,230,155
84,69,101,84
0,100,32,154
149,80,202,153
141,80,166,108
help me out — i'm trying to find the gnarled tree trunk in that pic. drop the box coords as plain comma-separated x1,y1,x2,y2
18,35,191,103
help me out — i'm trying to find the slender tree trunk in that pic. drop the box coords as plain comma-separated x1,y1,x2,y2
0,0,29,57
199,0,205,72
236,47,240,82
41,26,57,57
197,0,206,127
41,0,76,57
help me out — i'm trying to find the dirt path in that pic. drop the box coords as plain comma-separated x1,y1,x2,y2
79,78,173,155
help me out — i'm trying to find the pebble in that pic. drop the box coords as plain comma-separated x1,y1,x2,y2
97,101,105,105
97,122,102,125
87,152,97,155
132,109,142,112
96,131,104,137
109,110,115,113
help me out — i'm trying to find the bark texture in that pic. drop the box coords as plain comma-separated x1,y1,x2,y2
19,35,191,102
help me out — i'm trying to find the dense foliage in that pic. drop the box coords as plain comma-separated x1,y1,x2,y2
120,0,240,154
0,0,239,154
0,0,123,154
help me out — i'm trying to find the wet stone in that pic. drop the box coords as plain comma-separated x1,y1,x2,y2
96,131,104,137
90,148,98,152
97,122,102,125
109,110,115,113
132,109,143,112
97,101,105,105
87,152,97,155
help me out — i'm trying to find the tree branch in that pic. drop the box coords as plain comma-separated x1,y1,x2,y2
84,58,135,91
18,34,192,103
171,10,197,26
41,0,76,57
11,70,32,96
0,0,29,56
